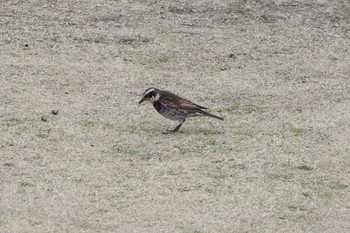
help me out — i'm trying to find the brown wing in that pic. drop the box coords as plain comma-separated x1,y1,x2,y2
159,90,208,110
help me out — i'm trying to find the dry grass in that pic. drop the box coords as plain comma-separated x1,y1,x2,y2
1,0,350,232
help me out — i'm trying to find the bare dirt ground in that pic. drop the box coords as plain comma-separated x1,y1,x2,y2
1,0,349,232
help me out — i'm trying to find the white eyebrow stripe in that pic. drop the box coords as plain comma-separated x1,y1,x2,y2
144,88,155,96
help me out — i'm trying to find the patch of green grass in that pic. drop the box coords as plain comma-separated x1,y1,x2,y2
127,149,139,156
36,129,51,139
0,219,8,227
262,131,276,137
15,126,29,135
112,145,139,156
297,165,313,171
156,55,170,63
94,4,104,11
140,154,152,161
237,129,259,138
127,124,137,133
112,145,124,153
329,181,348,190
326,92,347,103
301,192,311,198
216,102,263,114
288,205,307,211
229,163,246,170
207,138,218,146
290,127,304,136
316,191,332,199
217,102,240,112
201,163,236,180
113,191,125,199
36,133,49,139
282,147,296,155
204,182,235,194
4,117,25,126
197,129,223,135
73,178,83,184
141,120,152,125
48,137,59,142
80,120,99,130
174,144,199,154
102,122,115,129
241,104,263,113
266,173,293,181
19,181,33,187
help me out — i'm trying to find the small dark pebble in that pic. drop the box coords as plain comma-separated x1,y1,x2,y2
229,53,236,58
4,162,14,167
41,116,48,122
51,110,59,115
24,44,29,47
123,57,133,62
90,144,94,147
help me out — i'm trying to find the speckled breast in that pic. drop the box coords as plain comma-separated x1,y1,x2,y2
153,101,187,120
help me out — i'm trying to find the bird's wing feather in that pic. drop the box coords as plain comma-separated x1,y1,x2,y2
159,91,208,110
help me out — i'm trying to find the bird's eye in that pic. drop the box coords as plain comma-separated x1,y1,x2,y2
146,93,153,98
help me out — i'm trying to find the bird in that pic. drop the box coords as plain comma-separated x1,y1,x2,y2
139,88,224,133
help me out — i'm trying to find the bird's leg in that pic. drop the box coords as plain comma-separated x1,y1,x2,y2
171,119,185,132
163,119,186,134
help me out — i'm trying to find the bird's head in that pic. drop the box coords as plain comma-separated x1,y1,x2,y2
139,88,160,104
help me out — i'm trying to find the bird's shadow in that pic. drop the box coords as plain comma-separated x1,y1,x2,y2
159,127,224,136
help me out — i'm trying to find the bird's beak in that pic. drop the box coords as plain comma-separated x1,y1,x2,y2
139,97,145,104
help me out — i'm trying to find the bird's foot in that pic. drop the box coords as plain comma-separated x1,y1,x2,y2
162,121,184,134
162,129,177,134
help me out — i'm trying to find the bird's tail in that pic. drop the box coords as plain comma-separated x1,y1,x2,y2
200,110,224,121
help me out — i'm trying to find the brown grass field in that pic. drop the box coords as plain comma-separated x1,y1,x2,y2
1,0,349,232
